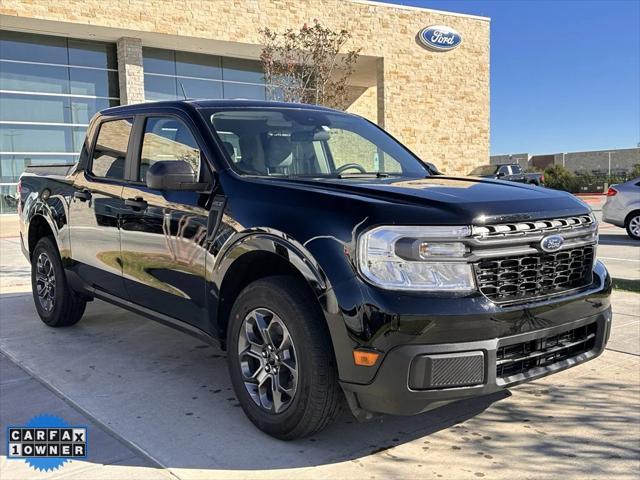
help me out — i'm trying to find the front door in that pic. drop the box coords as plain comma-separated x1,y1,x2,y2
68,117,134,298
119,115,211,329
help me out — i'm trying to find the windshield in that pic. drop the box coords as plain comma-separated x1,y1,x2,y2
203,108,428,179
469,165,497,176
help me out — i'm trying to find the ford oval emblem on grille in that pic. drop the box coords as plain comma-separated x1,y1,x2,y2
540,235,564,252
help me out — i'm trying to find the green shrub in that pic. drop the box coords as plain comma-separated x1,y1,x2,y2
631,164,640,179
543,165,576,192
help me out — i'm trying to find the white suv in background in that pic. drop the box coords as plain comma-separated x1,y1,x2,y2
603,177,640,240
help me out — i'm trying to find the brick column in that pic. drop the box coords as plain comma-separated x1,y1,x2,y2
116,37,145,105
376,58,385,129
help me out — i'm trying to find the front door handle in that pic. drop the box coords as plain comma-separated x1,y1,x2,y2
74,189,92,202
125,197,148,211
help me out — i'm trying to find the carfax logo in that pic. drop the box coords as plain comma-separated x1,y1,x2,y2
7,414,87,472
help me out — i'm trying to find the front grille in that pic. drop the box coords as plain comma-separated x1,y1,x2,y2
496,323,597,381
472,215,594,238
474,245,595,304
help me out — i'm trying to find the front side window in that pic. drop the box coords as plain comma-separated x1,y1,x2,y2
90,118,133,179
497,165,510,175
139,116,200,182
205,108,427,179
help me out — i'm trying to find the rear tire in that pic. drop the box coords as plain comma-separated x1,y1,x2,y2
226,275,341,440
31,236,86,327
626,211,640,240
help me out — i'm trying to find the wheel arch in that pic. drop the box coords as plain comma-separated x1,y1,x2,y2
211,232,336,348
624,209,640,226
27,214,56,259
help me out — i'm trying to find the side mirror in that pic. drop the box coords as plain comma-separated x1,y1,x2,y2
146,160,204,191
496,171,506,178
425,162,443,175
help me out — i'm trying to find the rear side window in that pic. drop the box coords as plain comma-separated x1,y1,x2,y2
90,118,133,179
138,116,200,182
511,165,522,174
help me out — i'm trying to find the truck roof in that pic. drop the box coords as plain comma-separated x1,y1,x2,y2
101,99,340,116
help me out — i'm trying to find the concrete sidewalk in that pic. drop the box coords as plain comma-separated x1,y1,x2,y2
0,290,637,479
0,353,173,480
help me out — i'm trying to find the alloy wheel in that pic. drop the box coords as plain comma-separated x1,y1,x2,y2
237,308,298,414
35,252,56,312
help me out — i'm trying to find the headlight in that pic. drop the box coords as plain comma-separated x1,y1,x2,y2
357,226,475,291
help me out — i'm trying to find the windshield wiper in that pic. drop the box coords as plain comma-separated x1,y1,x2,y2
337,172,392,179
277,172,398,180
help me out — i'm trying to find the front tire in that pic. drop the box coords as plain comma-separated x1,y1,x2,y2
626,211,640,240
226,276,340,440
31,236,86,327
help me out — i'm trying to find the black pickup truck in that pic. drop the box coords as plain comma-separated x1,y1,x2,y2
19,100,611,440
470,164,545,185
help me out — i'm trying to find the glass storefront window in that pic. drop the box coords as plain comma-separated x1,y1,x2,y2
68,39,118,69
1,183,20,215
222,82,266,100
222,57,264,84
70,68,119,97
0,61,70,94
176,51,222,80
143,47,267,102
0,125,86,153
0,93,116,124
143,47,176,75
180,77,223,99
0,30,119,213
0,30,68,64
144,74,178,101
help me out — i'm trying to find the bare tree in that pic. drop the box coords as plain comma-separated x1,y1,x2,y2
259,20,361,109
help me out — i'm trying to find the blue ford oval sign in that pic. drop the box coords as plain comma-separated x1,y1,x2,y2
540,235,565,252
419,25,462,51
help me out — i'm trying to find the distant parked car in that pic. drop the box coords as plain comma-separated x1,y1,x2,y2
469,164,544,186
602,178,640,240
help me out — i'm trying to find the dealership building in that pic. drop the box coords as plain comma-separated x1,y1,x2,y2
0,0,490,213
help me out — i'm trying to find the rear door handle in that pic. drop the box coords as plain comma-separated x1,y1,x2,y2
74,189,91,202
125,197,148,211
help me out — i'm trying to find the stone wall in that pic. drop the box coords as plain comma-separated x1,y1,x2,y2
116,37,145,105
1,0,491,175
554,148,640,175
491,148,640,174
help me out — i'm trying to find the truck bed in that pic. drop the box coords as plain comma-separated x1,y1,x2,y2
23,164,76,177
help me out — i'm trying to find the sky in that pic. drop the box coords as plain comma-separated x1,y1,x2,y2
380,0,640,155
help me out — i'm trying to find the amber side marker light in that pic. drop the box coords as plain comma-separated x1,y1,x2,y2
353,350,380,366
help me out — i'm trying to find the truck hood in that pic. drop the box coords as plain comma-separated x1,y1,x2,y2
279,175,590,222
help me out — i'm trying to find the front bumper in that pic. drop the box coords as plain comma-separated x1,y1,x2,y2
340,307,611,416
332,260,612,418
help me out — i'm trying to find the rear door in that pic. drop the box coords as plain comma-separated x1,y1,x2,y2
119,113,212,329
68,117,134,298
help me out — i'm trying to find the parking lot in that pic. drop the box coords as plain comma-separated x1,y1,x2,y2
0,198,638,479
